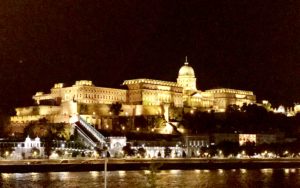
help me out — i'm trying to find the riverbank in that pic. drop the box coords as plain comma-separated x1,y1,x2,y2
1,158,300,173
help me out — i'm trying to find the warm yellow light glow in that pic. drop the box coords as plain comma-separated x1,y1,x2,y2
291,169,296,173
170,170,180,174
239,134,256,146
164,123,173,134
284,169,289,174
118,171,126,177
89,171,100,178
235,94,245,99
1,173,10,180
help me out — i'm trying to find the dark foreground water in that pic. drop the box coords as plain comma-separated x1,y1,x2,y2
1,168,300,188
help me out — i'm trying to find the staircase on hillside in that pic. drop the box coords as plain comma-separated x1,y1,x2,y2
71,115,106,148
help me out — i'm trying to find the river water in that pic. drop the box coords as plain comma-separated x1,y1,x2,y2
0,168,299,188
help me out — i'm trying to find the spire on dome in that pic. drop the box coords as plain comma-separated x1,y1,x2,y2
178,56,195,77
184,56,189,65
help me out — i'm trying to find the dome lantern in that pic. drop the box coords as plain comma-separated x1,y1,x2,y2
178,56,195,77
177,56,197,91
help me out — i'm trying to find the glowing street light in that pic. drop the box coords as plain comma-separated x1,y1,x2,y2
5,151,9,158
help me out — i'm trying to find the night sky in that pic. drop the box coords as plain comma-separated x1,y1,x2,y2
0,1,299,113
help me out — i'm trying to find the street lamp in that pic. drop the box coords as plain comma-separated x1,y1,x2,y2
5,151,9,158
219,150,223,158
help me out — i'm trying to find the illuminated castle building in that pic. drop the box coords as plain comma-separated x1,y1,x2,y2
10,58,256,132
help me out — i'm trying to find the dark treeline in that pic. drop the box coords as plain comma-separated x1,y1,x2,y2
183,104,300,137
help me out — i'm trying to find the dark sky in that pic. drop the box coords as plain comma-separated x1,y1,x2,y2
0,0,299,112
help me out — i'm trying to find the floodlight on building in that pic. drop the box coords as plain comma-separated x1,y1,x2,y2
163,123,173,134
69,115,79,124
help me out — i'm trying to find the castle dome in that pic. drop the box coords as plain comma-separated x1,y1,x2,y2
178,58,195,77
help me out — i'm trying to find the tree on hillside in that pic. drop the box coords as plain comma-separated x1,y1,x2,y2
24,122,36,138
217,141,239,157
122,143,135,157
55,123,71,141
110,102,123,131
0,110,10,137
0,144,14,158
137,147,147,158
135,116,148,130
154,116,166,129
240,141,256,156
226,104,240,114
79,104,88,114
182,111,216,134
44,132,54,159
164,147,172,158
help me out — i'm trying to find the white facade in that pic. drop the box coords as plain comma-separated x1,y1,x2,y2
13,136,44,159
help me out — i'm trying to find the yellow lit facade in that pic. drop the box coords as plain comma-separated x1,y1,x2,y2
10,58,256,131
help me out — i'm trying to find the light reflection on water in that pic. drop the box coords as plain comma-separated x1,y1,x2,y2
0,169,299,188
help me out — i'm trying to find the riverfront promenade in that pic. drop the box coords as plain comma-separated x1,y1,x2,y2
1,158,300,172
